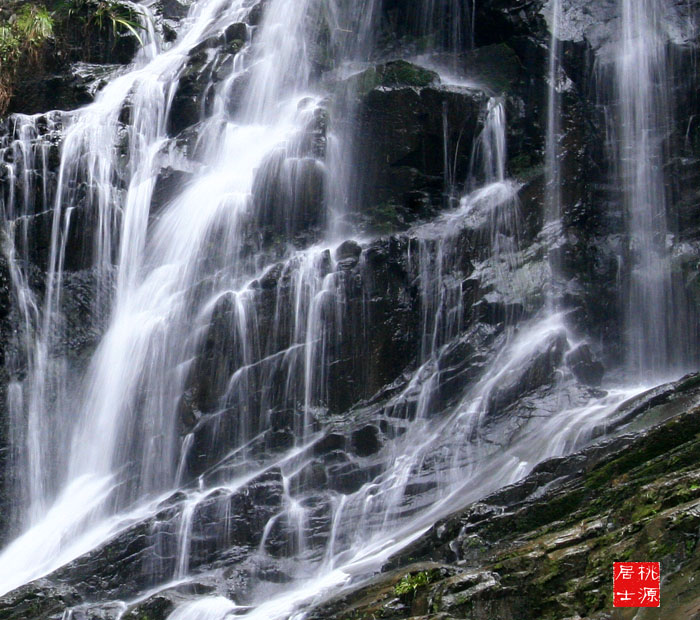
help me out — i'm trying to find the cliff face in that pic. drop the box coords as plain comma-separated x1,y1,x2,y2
0,0,699,618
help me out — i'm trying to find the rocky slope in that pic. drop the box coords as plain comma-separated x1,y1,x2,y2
306,375,700,620
0,0,699,618
3,374,700,619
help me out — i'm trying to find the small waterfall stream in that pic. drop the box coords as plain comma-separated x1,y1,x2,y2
0,0,696,618
617,0,677,377
544,0,562,295
613,0,697,379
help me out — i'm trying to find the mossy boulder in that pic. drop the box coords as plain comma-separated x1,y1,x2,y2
346,60,440,96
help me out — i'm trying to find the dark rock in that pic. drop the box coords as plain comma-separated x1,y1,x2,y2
168,51,215,135
5,4,140,115
353,83,485,232
308,401,700,620
460,43,522,93
121,593,177,620
8,63,112,115
566,343,605,386
326,458,368,495
0,470,284,610
313,433,346,456
487,330,568,417
351,425,382,457
0,579,82,620
222,22,248,53
334,240,362,262
251,152,326,242
224,70,253,117
17,202,116,273
151,166,194,217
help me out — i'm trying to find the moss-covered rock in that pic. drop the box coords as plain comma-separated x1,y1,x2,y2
306,393,700,620
345,60,440,97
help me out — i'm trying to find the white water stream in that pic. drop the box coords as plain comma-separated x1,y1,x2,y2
615,0,696,378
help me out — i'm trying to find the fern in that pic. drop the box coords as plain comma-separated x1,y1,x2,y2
60,0,144,46
0,4,55,113
95,2,144,46
15,5,54,43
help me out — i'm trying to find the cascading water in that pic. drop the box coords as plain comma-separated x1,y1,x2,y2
0,0,330,587
544,0,562,297
0,0,697,618
614,0,696,379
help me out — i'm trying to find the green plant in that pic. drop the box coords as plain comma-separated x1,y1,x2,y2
394,570,433,598
56,0,143,45
0,3,55,113
0,24,20,63
16,5,54,50
92,0,143,45
0,5,54,62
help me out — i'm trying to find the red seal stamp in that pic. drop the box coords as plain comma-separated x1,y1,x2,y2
613,562,660,607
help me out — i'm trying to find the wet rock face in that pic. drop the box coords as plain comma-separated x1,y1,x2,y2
0,579,82,620
5,1,142,117
548,0,699,52
252,152,326,242
155,0,193,42
151,166,194,217
353,83,485,231
0,468,285,616
179,234,422,479
306,389,700,620
169,50,216,136
168,21,250,135
566,342,604,386
487,330,568,416
0,256,12,546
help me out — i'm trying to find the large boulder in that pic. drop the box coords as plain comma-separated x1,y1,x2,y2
352,74,485,232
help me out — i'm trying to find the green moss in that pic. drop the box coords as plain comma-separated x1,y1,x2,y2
509,153,532,175
378,60,438,88
345,60,439,96
585,412,700,491
368,202,403,234
500,489,586,536
509,155,544,183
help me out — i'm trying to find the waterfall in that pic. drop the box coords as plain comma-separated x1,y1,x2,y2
0,0,334,589
545,0,562,289
615,0,694,378
417,0,472,54
0,0,695,617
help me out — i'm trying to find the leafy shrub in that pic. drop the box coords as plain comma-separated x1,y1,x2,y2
0,4,54,113
57,0,143,44
394,570,434,598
